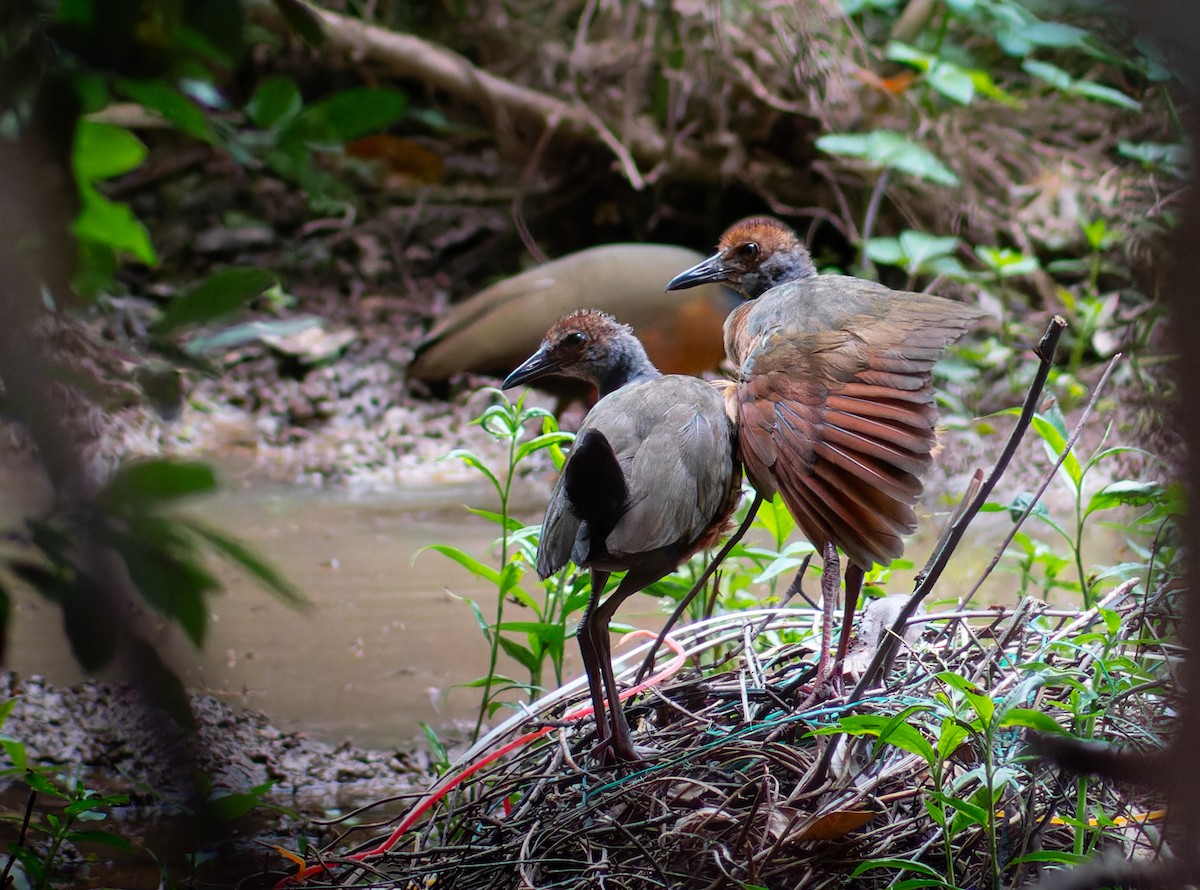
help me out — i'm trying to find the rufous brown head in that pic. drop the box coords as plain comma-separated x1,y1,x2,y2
666,217,817,300
502,309,657,396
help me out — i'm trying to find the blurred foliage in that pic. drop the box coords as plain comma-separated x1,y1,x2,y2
0,0,371,709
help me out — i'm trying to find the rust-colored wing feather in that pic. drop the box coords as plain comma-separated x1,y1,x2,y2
729,276,983,568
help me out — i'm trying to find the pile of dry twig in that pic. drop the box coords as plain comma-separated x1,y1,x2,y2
269,575,1174,889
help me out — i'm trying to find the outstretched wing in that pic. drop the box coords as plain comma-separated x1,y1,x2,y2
733,278,981,568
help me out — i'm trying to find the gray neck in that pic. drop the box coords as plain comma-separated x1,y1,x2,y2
595,337,661,398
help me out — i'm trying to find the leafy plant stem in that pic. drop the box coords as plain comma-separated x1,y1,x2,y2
474,418,518,742
36,797,71,890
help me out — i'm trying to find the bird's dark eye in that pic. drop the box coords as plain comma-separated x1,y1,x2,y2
563,331,587,346
735,242,759,260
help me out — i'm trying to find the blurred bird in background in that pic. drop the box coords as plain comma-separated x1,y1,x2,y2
410,243,738,408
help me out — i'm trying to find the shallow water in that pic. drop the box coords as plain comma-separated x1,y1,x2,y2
3,468,673,748
2,459,1130,750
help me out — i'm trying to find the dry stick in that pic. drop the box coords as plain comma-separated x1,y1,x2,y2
634,493,764,682
958,351,1124,611
801,317,1068,792
250,0,699,185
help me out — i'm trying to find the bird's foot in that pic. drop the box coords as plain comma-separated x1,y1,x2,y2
588,737,658,765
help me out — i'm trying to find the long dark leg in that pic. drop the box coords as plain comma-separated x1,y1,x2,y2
591,570,659,761
836,563,865,668
577,571,611,748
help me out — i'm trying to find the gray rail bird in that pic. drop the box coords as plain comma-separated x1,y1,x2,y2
504,309,741,761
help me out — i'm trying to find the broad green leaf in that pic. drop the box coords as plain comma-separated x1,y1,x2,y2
1000,20,1089,56
1085,480,1164,518
246,76,302,129
183,316,324,355
73,121,147,182
998,708,1068,735
280,87,407,148
816,130,960,186
155,267,277,334
928,789,989,829
936,717,971,762
498,637,537,671
1118,140,1189,174
120,79,217,142
0,738,26,773
1023,60,1141,111
115,536,217,647
74,183,157,265
100,459,218,506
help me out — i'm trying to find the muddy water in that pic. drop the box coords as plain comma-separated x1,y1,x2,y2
3,470,672,749
3,460,1130,750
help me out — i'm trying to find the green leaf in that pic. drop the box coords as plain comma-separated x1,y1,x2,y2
119,79,217,142
816,130,960,186
422,545,501,585
1118,140,1189,175
115,535,218,647
928,789,989,829
100,459,218,506
1010,850,1091,866
515,432,575,464
280,87,407,148
1029,414,1082,489
936,717,971,762
1022,60,1141,111
73,121,147,182
246,76,303,129
1085,480,1164,518
155,267,278,334
498,637,537,671
181,316,322,355
0,738,27,773
976,245,1039,277
998,708,1068,735
850,858,943,879
186,521,306,606
74,183,157,265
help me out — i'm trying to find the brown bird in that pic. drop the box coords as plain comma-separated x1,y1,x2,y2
503,309,741,761
409,244,737,399
667,217,983,680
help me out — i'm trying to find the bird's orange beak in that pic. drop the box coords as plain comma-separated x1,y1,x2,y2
665,252,728,291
